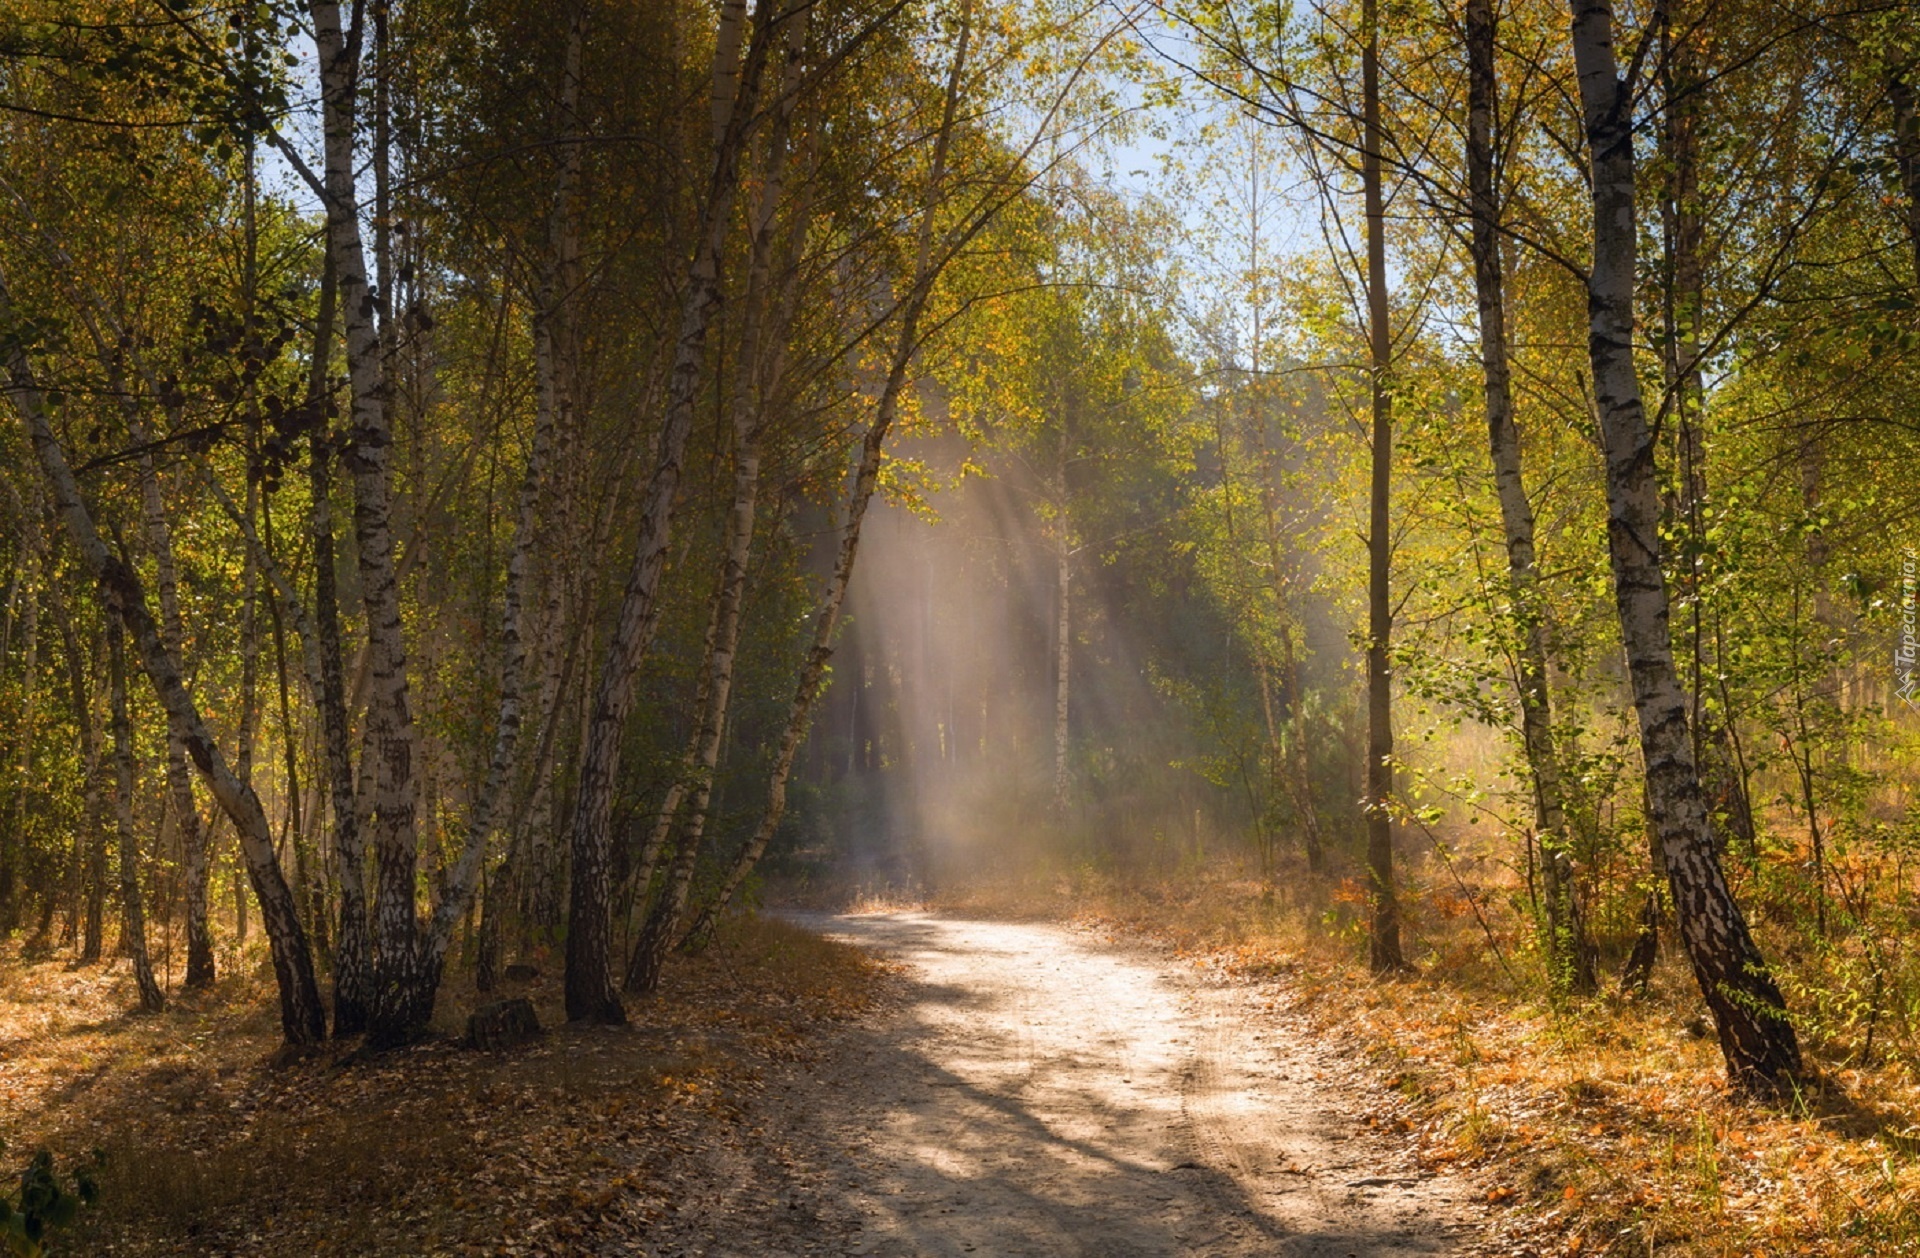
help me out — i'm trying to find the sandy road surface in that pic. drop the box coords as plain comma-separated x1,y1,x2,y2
652,912,1486,1257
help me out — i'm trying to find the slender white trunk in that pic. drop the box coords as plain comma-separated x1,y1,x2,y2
1567,0,1798,1088
564,0,771,1023
6,279,325,1043
1467,0,1591,991
312,0,425,1041
692,7,973,934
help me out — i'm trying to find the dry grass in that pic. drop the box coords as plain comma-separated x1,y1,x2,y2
0,914,888,1256
923,859,1920,1257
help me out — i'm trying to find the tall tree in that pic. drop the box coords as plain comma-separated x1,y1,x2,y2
1360,0,1403,973
107,610,164,1013
1465,0,1593,992
5,276,326,1045
1565,0,1799,1088
563,0,774,1024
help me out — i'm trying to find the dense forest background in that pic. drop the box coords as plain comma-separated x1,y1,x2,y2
1,0,1918,1102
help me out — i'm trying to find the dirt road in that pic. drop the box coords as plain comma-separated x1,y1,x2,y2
651,911,1487,1256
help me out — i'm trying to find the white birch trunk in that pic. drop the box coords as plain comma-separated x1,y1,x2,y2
311,0,426,1041
563,0,770,1023
690,6,973,935
1467,0,1592,991
6,279,325,1044
1566,0,1799,1087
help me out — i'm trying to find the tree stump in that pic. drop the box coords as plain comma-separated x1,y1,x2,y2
466,998,541,1051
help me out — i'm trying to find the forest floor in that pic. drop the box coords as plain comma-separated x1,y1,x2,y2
0,915,892,1255
2,902,1497,1257
10,870,1918,1255
909,864,1920,1257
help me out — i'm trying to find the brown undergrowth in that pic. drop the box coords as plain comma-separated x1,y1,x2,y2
927,862,1920,1257
0,915,890,1256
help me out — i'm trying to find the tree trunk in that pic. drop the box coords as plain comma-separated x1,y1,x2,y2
306,252,373,1036
1278,619,1322,873
627,0,817,989
1467,0,1594,993
625,436,760,994
313,0,428,1044
52,592,106,963
686,4,973,938
1361,0,1403,973
1566,0,1799,1089
128,445,215,988
1053,424,1072,819
0,530,32,933
0,516,37,934
260,497,321,950
418,1,589,1013
108,613,164,1012
564,0,772,1024
7,278,325,1045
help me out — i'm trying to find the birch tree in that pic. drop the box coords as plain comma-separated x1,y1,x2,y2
1565,0,1799,1088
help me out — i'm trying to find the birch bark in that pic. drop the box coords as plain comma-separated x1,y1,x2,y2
1566,0,1800,1087
563,0,771,1023
7,281,325,1044
420,0,589,1001
312,0,427,1041
305,255,373,1035
690,5,974,935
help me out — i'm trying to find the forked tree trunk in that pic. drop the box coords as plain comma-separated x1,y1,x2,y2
626,439,760,994
1466,0,1593,992
687,6,973,939
108,613,164,1012
422,3,588,1009
7,280,325,1044
313,0,427,1043
626,0,814,990
564,0,771,1024
53,595,106,963
1361,0,1403,973
1566,0,1800,1089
